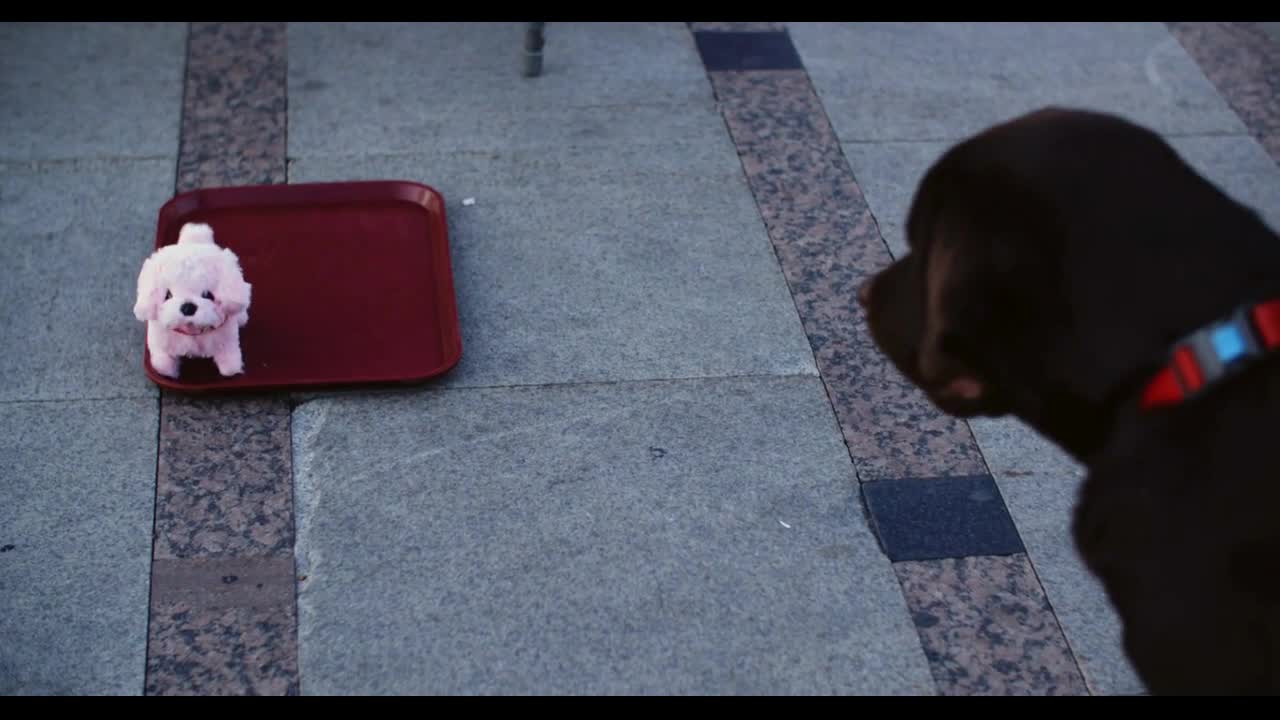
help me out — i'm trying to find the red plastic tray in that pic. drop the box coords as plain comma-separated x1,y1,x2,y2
145,181,462,392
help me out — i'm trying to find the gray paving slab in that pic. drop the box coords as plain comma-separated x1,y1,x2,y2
787,22,1245,143
0,160,173,401
1259,22,1280,46
840,140,949,259
289,143,817,389
0,22,186,161
0,398,159,695
295,100,729,156
291,376,936,695
968,417,1084,486
995,471,1147,695
843,133,1280,261
288,22,714,156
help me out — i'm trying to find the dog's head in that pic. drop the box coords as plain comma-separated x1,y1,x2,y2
861,110,1073,420
859,107,1280,460
134,223,251,335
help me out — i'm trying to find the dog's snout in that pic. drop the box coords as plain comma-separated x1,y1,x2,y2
180,302,197,317
858,277,875,308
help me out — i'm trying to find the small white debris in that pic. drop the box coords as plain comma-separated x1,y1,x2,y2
462,197,476,206
779,520,791,529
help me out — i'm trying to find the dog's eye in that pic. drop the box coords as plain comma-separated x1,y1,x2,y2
164,290,172,301
202,291,214,300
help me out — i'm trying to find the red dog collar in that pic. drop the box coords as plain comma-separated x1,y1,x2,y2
1141,298,1280,410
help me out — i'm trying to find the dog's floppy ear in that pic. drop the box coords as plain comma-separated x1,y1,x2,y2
913,221,1029,415
917,235,983,390
133,254,165,322
916,219,1054,417
214,247,252,316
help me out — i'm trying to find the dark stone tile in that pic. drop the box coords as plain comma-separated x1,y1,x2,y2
151,557,296,609
694,31,803,72
863,475,1024,561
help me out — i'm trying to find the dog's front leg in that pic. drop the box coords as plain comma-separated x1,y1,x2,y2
147,323,181,377
151,350,181,378
213,325,245,376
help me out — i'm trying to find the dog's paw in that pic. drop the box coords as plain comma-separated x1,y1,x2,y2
151,353,180,378
214,352,244,377
215,359,244,377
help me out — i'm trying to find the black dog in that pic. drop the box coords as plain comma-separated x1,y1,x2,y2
860,107,1280,695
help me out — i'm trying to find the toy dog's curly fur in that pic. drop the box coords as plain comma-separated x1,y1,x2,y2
133,222,252,378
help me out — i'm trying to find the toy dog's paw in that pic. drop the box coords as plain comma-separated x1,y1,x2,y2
151,353,180,378
215,359,244,377
214,351,244,377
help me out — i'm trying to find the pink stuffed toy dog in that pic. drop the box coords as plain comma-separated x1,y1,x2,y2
133,222,252,378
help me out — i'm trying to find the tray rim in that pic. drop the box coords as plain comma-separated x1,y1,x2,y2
143,179,463,393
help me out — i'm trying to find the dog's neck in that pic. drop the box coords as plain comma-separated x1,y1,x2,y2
1034,295,1280,466
1011,383,1118,464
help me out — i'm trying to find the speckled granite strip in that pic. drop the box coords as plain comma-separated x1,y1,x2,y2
153,395,294,559
706,69,987,481
895,555,1088,696
1168,22,1280,165
145,22,297,697
177,22,287,188
146,602,297,696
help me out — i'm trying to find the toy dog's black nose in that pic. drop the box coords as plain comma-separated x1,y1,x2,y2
180,302,197,317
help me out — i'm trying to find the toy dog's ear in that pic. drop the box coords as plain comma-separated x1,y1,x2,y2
133,255,164,322
215,248,252,316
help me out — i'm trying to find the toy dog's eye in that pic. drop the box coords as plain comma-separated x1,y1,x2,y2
164,290,172,301
202,291,214,300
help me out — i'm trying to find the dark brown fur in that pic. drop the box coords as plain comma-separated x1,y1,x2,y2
861,107,1280,695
